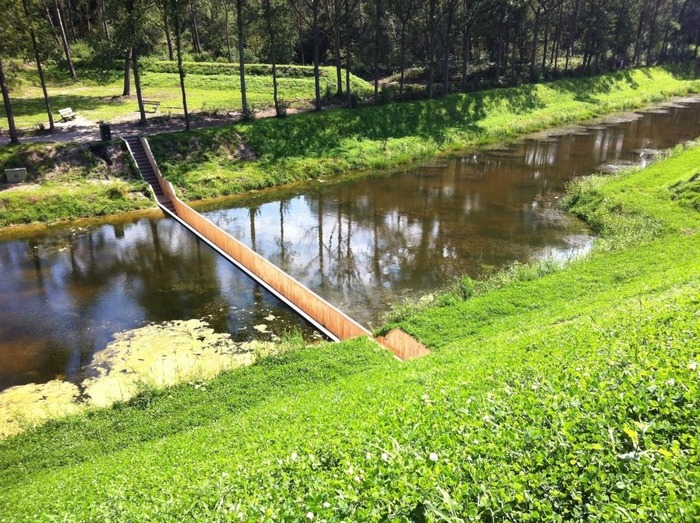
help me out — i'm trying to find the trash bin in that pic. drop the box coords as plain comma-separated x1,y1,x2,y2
99,123,112,142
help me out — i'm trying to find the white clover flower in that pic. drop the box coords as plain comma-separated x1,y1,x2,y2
365,452,372,460
306,512,314,520
381,452,389,461
429,452,438,462
322,502,331,508
291,452,298,461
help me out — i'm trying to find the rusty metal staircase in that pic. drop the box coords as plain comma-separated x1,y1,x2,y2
123,136,176,214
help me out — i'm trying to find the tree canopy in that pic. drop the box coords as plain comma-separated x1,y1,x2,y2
2,0,699,141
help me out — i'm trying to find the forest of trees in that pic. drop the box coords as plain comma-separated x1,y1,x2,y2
1,0,699,143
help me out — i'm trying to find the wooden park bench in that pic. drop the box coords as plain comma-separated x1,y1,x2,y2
58,108,77,121
142,99,161,113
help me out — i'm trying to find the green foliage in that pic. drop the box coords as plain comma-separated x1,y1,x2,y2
670,173,700,211
149,66,700,202
0,141,151,226
0,63,373,129
2,141,700,521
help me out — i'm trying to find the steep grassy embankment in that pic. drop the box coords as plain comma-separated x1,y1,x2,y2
0,141,152,228
1,142,698,520
150,66,700,200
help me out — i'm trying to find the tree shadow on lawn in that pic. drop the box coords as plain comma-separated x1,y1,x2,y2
244,84,547,160
547,70,645,104
1,95,130,125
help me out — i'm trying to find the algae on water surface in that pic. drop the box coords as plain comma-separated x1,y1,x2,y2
0,319,268,438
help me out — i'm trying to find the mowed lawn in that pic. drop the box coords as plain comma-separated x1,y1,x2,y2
1,62,373,130
1,143,699,521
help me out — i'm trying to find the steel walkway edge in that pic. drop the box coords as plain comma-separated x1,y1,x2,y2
123,135,429,361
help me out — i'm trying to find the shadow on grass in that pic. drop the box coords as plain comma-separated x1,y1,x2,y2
546,70,641,103
1,94,128,121
0,141,139,190
239,84,546,160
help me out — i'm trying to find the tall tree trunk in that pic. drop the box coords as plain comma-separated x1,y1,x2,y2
345,0,353,106
99,0,110,41
442,6,455,96
312,0,322,111
190,0,202,53
84,2,92,34
54,0,76,81
42,0,61,46
552,0,563,69
334,21,343,97
132,49,147,126
461,25,470,90
427,0,436,98
633,5,646,66
541,23,549,73
263,0,280,115
23,0,56,132
399,23,407,94
173,0,190,130
0,55,19,145
122,47,132,96
496,12,504,83
373,0,381,102
163,7,174,61
530,5,541,81
225,3,232,62
646,0,662,65
65,0,77,41
236,0,248,115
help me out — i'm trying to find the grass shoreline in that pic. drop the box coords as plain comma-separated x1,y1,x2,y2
1,141,698,520
149,65,700,200
1,65,698,231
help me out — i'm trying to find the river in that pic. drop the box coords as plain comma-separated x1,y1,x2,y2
1,97,699,390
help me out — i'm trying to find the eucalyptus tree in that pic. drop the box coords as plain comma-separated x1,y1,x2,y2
0,55,19,145
154,0,175,59
0,0,23,144
258,0,296,115
22,0,56,132
387,0,418,94
168,0,191,129
107,0,160,125
290,0,323,111
236,0,250,116
52,0,77,80
320,0,345,96
457,0,493,89
437,0,461,95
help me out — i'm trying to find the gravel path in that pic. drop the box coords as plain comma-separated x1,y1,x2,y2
1,104,320,145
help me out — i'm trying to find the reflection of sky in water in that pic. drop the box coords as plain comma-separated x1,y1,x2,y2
0,218,316,390
202,100,700,325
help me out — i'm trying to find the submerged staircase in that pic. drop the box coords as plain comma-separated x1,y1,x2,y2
122,135,429,360
123,136,175,213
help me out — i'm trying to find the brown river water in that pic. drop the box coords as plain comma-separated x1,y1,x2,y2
1,98,700,390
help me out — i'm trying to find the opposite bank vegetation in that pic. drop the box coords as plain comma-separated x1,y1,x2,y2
1,65,699,228
0,135,699,519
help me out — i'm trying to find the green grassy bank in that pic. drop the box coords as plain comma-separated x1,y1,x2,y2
150,66,700,200
1,141,698,520
0,141,153,228
1,62,373,129
1,66,697,228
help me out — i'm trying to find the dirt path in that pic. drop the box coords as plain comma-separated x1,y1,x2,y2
1,104,323,145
